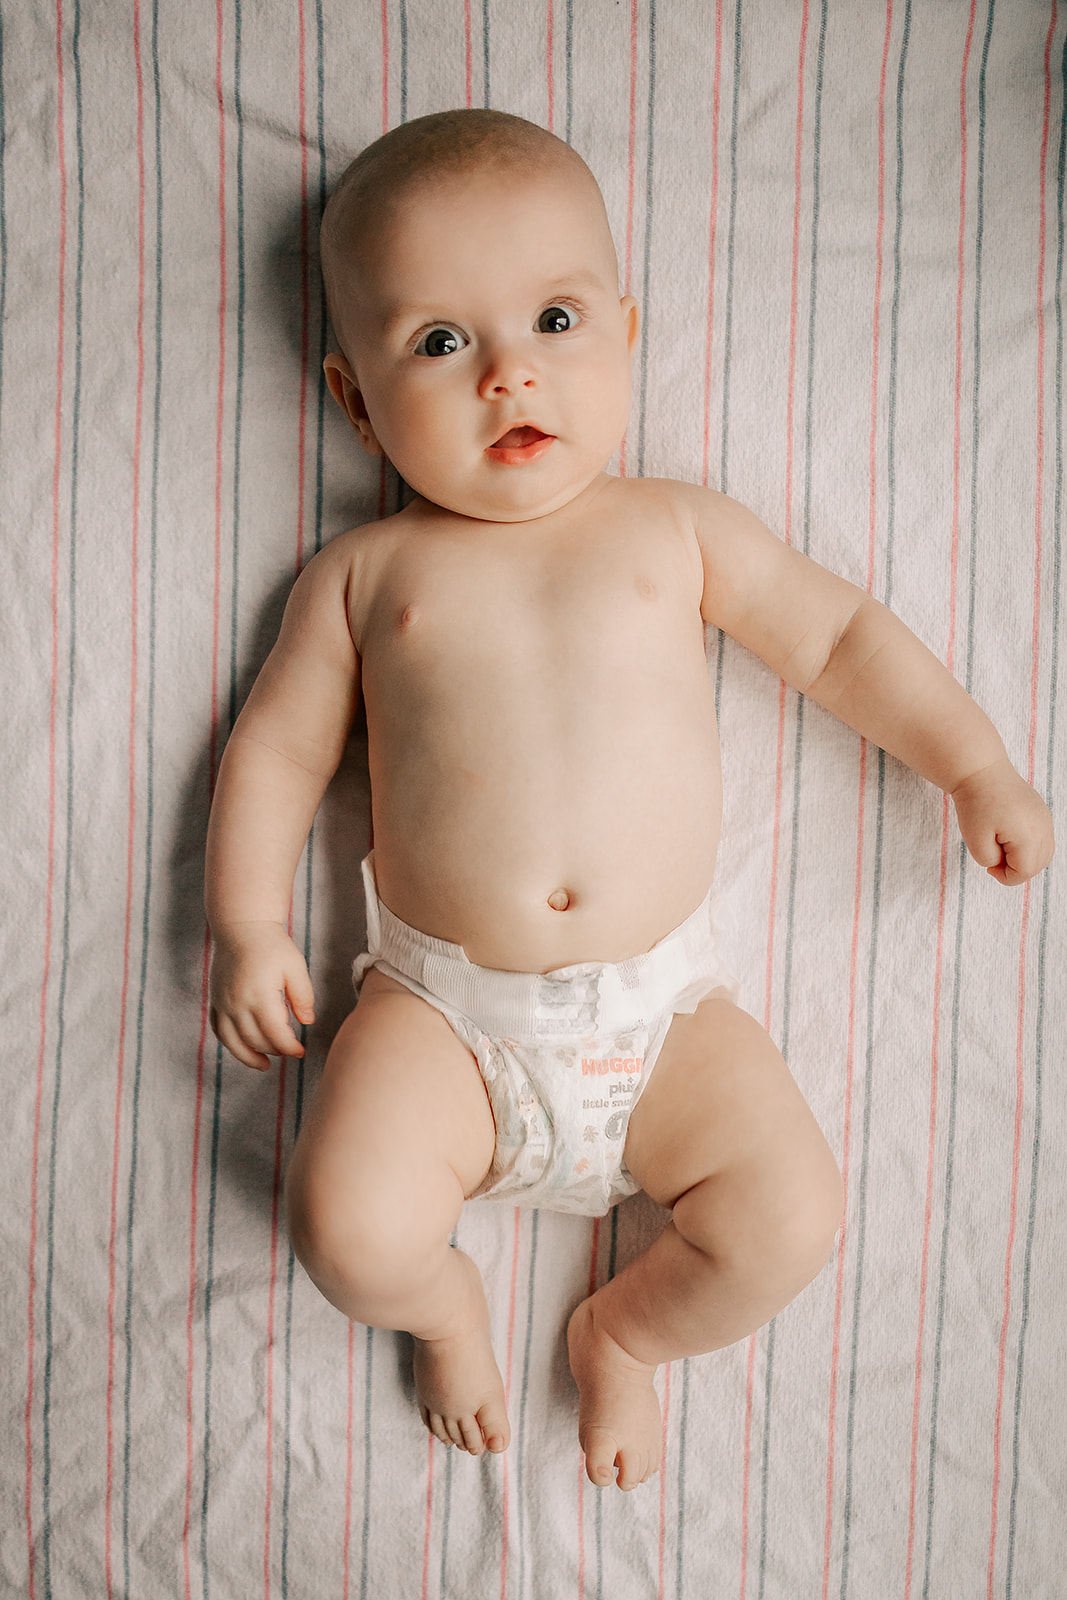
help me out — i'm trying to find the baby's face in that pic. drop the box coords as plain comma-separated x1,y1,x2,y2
327,164,639,522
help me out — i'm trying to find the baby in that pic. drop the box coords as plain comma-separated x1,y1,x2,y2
205,109,1055,1492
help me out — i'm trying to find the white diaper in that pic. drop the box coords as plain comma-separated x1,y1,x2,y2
353,855,740,1217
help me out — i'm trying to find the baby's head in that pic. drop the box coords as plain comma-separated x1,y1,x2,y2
321,110,639,523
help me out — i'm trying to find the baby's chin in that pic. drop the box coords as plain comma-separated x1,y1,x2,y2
406,466,616,526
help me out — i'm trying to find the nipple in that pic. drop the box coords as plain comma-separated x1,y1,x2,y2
547,888,571,912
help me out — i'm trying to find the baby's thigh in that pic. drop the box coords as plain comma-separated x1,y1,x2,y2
286,968,497,1249
624,999,841,1232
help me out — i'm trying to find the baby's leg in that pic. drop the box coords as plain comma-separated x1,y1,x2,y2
568,999,843,1490
285,968,508,1455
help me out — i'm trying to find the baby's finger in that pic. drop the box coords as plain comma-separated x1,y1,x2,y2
993,831,1053,886
214,1011,272,1072
283,962,316,1027
252,998,307,1059
961,820,1002,872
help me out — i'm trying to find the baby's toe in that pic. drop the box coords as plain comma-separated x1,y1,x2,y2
457,1415,486,1454
582,1426,621,1488
617,1446,658,1491
427,1412,457,1448
476,1402,511,1455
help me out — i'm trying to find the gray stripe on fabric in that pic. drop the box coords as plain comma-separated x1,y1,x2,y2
123,0,166,1589
759,4,827,1592
921,8,995,1592
1004,12,1064,1596
516,1210,539,1600
719,0,742,496
360,1325,374,1598
0,0,6,434
634,0,657,480
840,8,911,1596
41,4,87,1589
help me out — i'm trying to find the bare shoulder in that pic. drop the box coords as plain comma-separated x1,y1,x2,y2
620,477,771,541
617,479,786,604
289,507,415,641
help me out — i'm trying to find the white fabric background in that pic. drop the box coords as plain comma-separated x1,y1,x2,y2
3,2,1065,1596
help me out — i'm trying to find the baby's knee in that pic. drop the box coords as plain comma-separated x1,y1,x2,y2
678,1144,843,1297
285,1148,460,1324
774,1152,844,1289
287,1162,404,1307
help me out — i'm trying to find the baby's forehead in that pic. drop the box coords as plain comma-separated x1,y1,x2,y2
321,112,613,343
338,149,594,256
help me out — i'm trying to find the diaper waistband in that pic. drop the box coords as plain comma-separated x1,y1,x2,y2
356,853,733,1040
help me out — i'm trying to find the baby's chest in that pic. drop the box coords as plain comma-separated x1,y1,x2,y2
372,538,696,656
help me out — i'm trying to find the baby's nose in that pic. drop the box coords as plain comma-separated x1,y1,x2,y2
477,341,537,398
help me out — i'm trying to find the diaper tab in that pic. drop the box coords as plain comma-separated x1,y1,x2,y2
532,973,601,1034
355,854,738,1040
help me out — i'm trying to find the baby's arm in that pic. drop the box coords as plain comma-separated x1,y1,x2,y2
692,489,1054,884
205,539,361,1068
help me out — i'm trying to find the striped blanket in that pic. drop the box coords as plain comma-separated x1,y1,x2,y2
6,2,1064,1597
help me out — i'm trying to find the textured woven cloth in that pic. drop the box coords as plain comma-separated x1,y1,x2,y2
5,2,1065,1596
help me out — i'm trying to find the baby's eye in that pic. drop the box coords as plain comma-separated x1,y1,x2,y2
415,325,468,358
537,305,579,334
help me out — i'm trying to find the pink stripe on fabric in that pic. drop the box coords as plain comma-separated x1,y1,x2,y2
985,896,1030,1599
262,13,316,1585
498,1209,522,1598
342,1324,355,1599
748,9,811,1589
106,3,149,1590
546,0,555,132
186,3,231,1588
701,0,724,489
380,1,389,131
987,10,1056,1590
737,1328,756,1600
657,1361,671,1597
576,1217,602,1596
821,9,895,1589
781,0,810,555
903,11,977,1594
25,4,71,1591
617,0,639,480
866,0,893,594
464,0,473,109
263,1061,290,1595
903,796,951,1600
295,0,311,576
761,680,788,1028
185,935,214,1600
421,1435,434,1600
821,739,869,1600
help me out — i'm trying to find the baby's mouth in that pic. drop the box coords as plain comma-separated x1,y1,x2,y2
492,425,550,448
486,425,555,463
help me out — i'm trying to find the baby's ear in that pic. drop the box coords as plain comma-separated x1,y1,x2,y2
323,353,384,456
620,295,640,355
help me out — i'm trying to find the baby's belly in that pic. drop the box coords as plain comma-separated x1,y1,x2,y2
367,735,723,973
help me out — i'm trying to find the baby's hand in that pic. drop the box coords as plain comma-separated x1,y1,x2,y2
950,757,1055,886
209,921,316,1070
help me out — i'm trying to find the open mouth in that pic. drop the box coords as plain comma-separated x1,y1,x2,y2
486,425,556,464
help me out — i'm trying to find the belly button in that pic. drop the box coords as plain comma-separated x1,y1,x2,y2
547,888,571,912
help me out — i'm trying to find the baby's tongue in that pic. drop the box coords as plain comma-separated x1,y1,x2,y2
496,426,542,447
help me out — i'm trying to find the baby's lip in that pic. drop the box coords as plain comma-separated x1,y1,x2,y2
486,424,556,464
491,424,551,448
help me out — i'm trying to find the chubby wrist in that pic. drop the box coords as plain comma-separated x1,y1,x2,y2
208,916,291,946
947,751,1015,801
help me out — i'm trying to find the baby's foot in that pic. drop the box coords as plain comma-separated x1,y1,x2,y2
413,1317,511,1457
567,1296,661,1491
